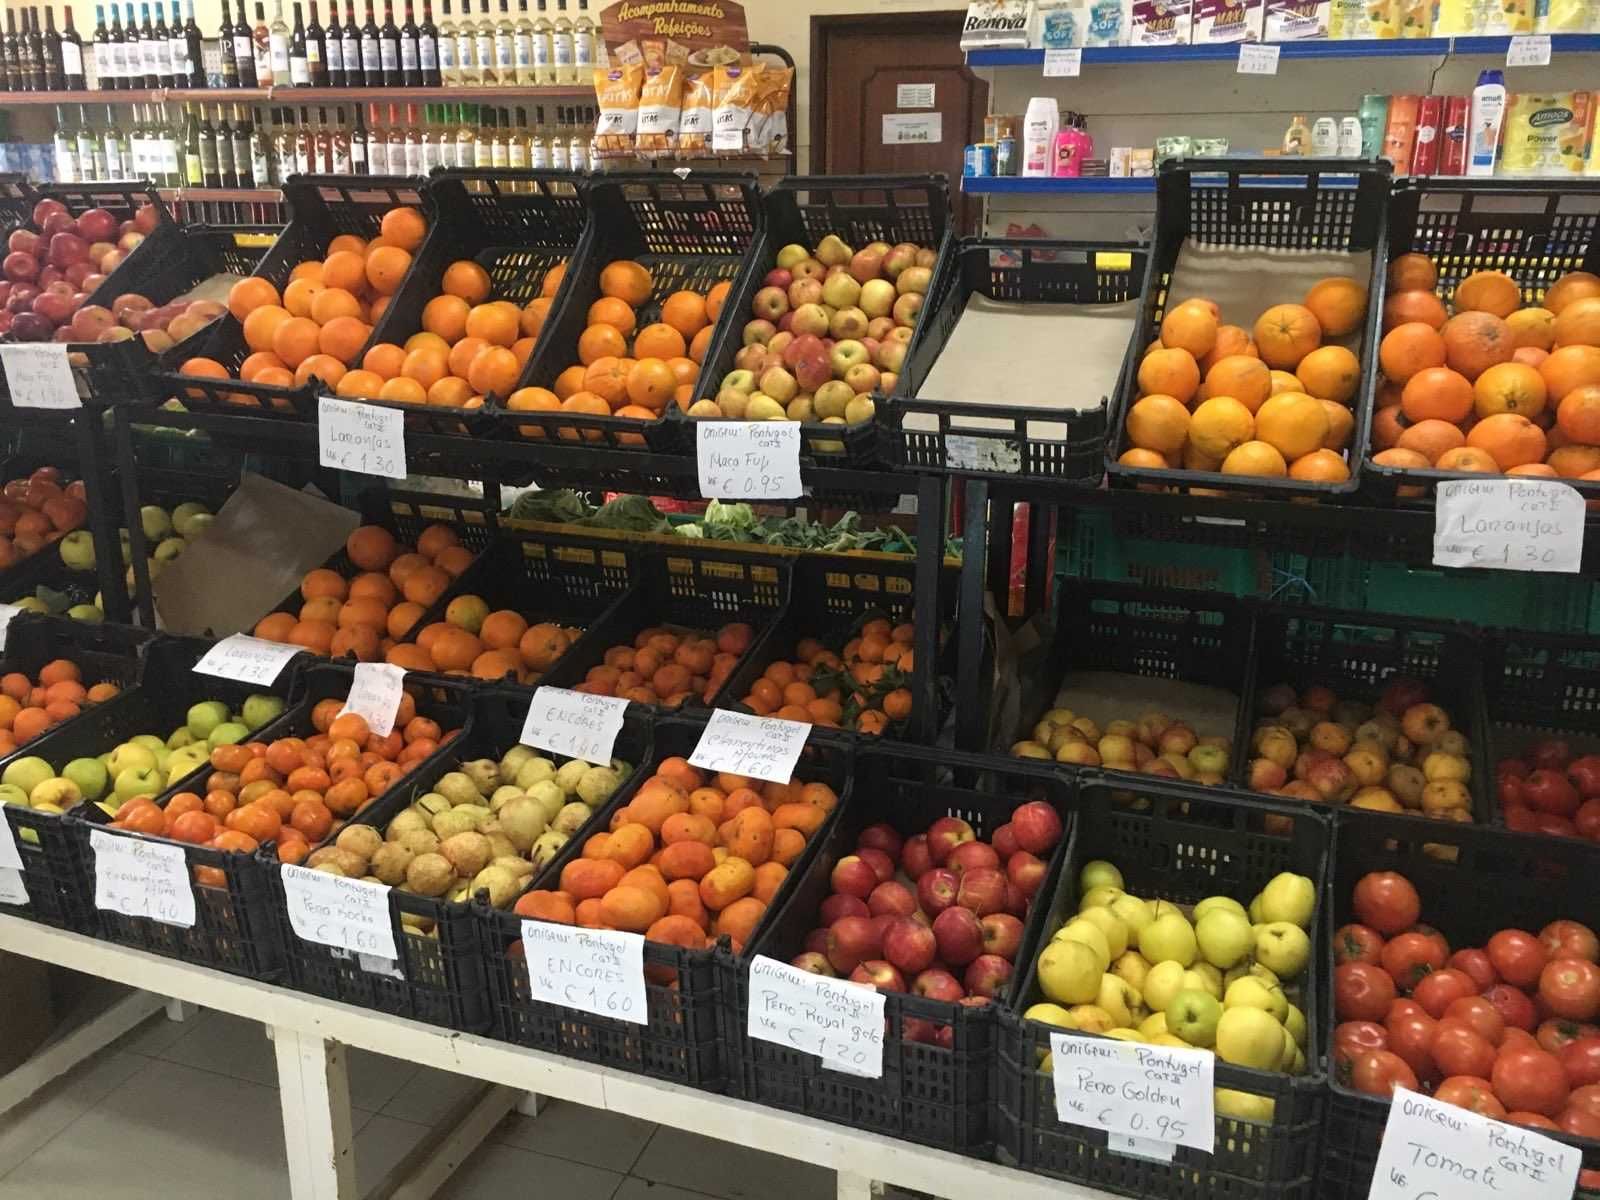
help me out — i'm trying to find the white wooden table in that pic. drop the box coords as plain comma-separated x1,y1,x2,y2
0,915,1115,1200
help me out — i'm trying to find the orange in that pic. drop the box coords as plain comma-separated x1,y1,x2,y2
1295,345,1361,403
283,277,325,319
288,619,337,653
577,324,626,365
1397,418,1466,464
612,405,658,440
1508,463,1559,478
1473,362,1546,419
521,297,553,338
1374,447,1431,472
661,290,709,337
1383,290,1448,333
366,246,412,296
1288,448,1350,482
448,336,490,380
540,261,567,297
1453,270,1521,319
293,353,345,388
1507,307,1556,351
689,326,713,364
228,277,281,321
506,386,559,435
271,316,322,368
401,346,449,389
1388,253,1438,293
1468,412,1545,469
1555,297,1600,349
1557,384,1600,443
626,358,676,412
240,350,287,381
1253,304,1322,369
1197,324,1256,374
321,250,368,294
634,323,687,360
1546,272,1600,316
1442,311,1515,381
1304,277,1368,338
1136,347,1200,404
552,364,587,399
441,260,491,303
380,207,427,252
1118,447,1173,470
289,261,323,284
318,315,372,363
583,356,628,407
1542,345,1600,402
242,304,292,353
1188,396,1255,460
1549,444,1600,477
706,280,731,321
558,391,610,440
386,601,424,639
600,260,652,306
1254,391,1329,460
1379,322,1447,384
588,296,637,334
1401,367,1473,423
1200,355,1271,412
363,342,407,380
403,564,450,606
1160,299,1219,359
378,376,427,404
665,356,699,387
335,369,384,399
1125,394,1190,454
327,234,367,258
1435,446,1500,473
302,567,347,601
254,366,294,389
1219,440,1287,477
310,287,361,325
1321,399,1355,450
464,303,518,347
466,345,520,398
427,376,473,408
511,336,536,367
405,331,450,355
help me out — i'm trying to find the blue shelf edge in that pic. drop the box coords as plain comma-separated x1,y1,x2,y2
965,33,1600,67
962,174,1364,194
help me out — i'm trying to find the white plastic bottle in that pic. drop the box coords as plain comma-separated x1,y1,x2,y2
1022,96,1059,177
1467,68,1506,177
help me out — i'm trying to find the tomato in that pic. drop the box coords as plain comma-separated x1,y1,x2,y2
1571,1085,1600,1119
1350,1049,1419,1098
1386,1010,1440,1083
1560,1038,1600,1088
1529,738,1571,770
1559,1108,1600,1139
1539,958,1600,1021
1581,1169,1600,1194
1449,948,1500,991
1576,799,1600,841
1336,962,1399,1022
1499,773,1525,809
1484,983,1540,1032
1505,1111,1560,1130
1334,923,1385,966
1499,757,1532,779
1533,813,1578,839
1413,968,1478,1019
1504,805,1541,834
1492,1045,1571,1117
1541,920,1600,964
1332,1021,1389,1085
1536,1018,1598,1054
1432,1021,1497,1078
1446,997,1506,1045
1487,929,1549,989
1382,931,1448,991
1434,1075,1508,1119
1570,756,1600,800
1353,871,1421,935
1522,767,1581,816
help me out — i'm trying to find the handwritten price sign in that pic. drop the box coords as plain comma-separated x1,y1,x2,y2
91,829,196,928
1370,1088,1578,1200
339,662,407,737
520,921,647,1024
318,395,407,480
520,687,629,766
688,709,811,784
193,634,303,686
281,864,398,960
746,955,886,1078
0,343,80,409
1432,478,1584,573
1049,1034,1214,1153
696,422,802,500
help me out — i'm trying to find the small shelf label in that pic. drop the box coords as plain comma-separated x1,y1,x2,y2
1044,47,1082,76
1237,43,1280,74
1505,34,1550,66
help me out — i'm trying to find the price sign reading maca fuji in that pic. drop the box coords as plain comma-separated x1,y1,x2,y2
697,422,802,500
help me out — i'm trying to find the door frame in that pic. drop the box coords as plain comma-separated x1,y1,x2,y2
808,10,971,174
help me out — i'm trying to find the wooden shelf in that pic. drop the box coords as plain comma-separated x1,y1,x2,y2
0,82,590,106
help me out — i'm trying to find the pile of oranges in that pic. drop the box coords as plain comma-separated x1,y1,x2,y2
738,617,915,735
109,697,454,880
176,207,428,404
0,659,119,754
572,622,752,706
514,754,838,953
338,256,557,409
504,259,728,440
251,523,471,664
1119,277,1368,483
1371,262,1600,486
390,590,581,683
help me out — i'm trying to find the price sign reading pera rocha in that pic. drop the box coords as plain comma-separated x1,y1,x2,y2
1369,1088,1579,1200
1432,478,1584,574
318,395,408,480
697,422,802,500
520,921,647,1024
193,634,303,686
519,687,629,766
90,829,196,928
746,955,886,1078
1049,1034,1215,1154
688,709,811,784
338,662,407,737
280,864,399,960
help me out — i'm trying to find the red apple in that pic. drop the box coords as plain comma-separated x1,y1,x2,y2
1006,850,1046,897
932,906,984,966
1379,677,1428,716
46,232,89,269
1529,738,1572,771
3,251,38,283
867,880,917,918
831,856,879,901
41,211,74,239
1524,769,1581,817
882,915,937,975
820,894,870,926
902,1017,939,1044
964,953,1013,999
956,867,1008,917
912,967,964,1002
980,912,1024,960
9,312,53,340
30,291,75,326
74,207,118,243
97,249,125,274
946,841,1000,876
81,273,106,293
926,816,975,865
132,203,161,234
826,915,882,975
850,960,906,992
791,951,835,976
856,847,895,884
6,229,38,256
857,822,904,862
991,823,1020,860
934,1025,956,1049
30,198,67,228
901,834,933,880
916,868,958,916
62,261,93,287
1004,882,1028,916
1570,757,1600,801
116,229,145,252
804,927,830,956
1010,801,1063,855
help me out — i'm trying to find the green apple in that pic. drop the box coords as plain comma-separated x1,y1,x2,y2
153,537,186,563
10,597,46,614
1075,907,1129,959
166,728,195,749
66,604,103,623
1139,910,1198,968
1278,1025,1298,1071
1038,938,1103,1005
1187,963,1223,999
1258,872,1316,928
186,700,230,739
1023,1002,1074,1029
1142,960,1189,1012
2,757,55,797
1254,922,1311,978
113,765,163,802
58,530,96,570
0,783,29,807
30,778,80,809
1248,894,1264,923
1215,1088,1275,1121
62,758,108,801
1284,1003,1307,1048
1138,1011,1169,1040
1225,961,1280,988
1108,893,1155,936
172,501,212,537
1054,918,1111,972
241,693,286,731
1223,975,1289,1023
1193,895,1249,922
1216,1006,1287,1070
128,734,166,756
1096,974,1144,1028
1080,885,1124,912
106,743,157,778
1196,909,1254,969
1078,860,1124,895
207,722,249,749
140,505,172,541
1111,949,1151,993
1165,988,1222,1048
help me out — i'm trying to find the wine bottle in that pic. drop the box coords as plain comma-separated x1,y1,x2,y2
219,0,239,86
233,0,256,85
268,0,289,84
359,0,379,85
379,0,399,86
340,0,360,86
306,0,325,85
323,0,342,85
181,0,200,87
350,100,367,173
43,6,64,89
91,5,110,90
399,0,418,86
288,1,307,85
417,0,436,85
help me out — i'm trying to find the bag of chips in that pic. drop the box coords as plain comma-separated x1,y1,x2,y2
594,65,645,157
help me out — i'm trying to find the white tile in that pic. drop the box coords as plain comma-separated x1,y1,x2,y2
612,1178,721,1200
631,1126,834,1200
346,1050,422,1115
379,1065,485,1126
114,1009,197,1059
352,1114,431,1195
0,1050,148,1179
491,1098,655,1172
436,1142,625,1200
157,1010,277,1087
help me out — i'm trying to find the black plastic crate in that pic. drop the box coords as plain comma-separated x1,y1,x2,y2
154,176,431,418
998,777,1329,1200
719,551,954,743
1319,811,1600,1200
1363,178,1600,509
1247,605,1492,823
536,543,791,710
1106,157,1392,500
0,614,154,931
108,222,273,364
885,238,1146,484
692,175,953,469
499,173,763,472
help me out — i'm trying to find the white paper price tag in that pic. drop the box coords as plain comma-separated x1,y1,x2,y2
712,125,743,152
1109,1132,1177,1163
520,686,629,766
0,866,27,906
697,422,802,500
91,829,196,928
193,634,302,686
318,395,407,480
746,955,886,1078
0,343,80,409
1506,34,1550,66
1370,1088,1579,1200
280,863,398,960
339,662,407,737
520,921,647,1024
0,813,22,871
1237,43,1280,74
1432,478,1583,574
1049,1034,1214,1153
688,709,811,784
1043,47,1082,76
0,602,22,651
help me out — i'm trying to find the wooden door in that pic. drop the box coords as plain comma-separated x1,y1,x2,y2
810,13,988,233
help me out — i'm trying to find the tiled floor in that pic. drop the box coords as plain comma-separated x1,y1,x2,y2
0,1005,835,1200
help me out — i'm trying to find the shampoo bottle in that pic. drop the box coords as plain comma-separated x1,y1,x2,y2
1022,96,1059,177
1467,68,1506,177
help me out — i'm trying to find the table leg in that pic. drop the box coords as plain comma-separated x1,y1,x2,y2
165,999,195,1022
273,1025,357,1200
836,1170,880,1200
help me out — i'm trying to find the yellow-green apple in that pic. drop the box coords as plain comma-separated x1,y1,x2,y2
1216,1007,1288,1070
1196,909,1253,968
1423,752,1470,783
1038,938,1103,1005
1074,906,1128,958
1055,918,1111,971
1166,988,1222,1047
1024,1001,1073,1028
1223,975,1289,1022
1142,960,1188,1011
1253,922,1311,977
1139,910,1198,967
1259,872,1316,927
1401,702,1450,746
1065,1004,1114,1033
1079,860,1123,893
1215,1089,1275,1120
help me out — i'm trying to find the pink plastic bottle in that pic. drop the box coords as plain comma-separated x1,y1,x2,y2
1051,113,1093,177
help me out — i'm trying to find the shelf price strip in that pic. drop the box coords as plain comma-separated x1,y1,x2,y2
1049,1035,1214,1155
1369,1088,1578,1200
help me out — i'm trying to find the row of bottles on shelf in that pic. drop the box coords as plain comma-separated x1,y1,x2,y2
0,0,596,92
52,99,598,183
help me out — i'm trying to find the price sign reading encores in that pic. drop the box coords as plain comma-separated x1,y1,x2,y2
193,634,303,686
339,662,407,736
746,955,886,1078
688,709,811,784
520,687,629,766
1433,478,1584,574
696,422,802,500
280,864,399,960
1370,1088,1579,1200
1049,1034,1215,1153
318,395,408,480
520,921,647,1024
90,829,196,928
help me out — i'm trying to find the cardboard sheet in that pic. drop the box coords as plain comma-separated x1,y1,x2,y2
152,472,361,636
1046,669,1239,744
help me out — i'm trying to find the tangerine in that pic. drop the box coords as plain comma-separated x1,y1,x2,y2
1379,322,1448,384
539,261,566,297
706,280,731,321
588,296,637,333
552,363,587,398
578,324,626,365
1253,303,1322,369
1188,396,1255,460
558,391,610,440
428,376,473,408
441,260,491,302
422,294,470,342
1473,362,1547,419
689,326,713,364
465,303,519,347
321,250,368,294
1136,347,1200,403
1197,324,1256,374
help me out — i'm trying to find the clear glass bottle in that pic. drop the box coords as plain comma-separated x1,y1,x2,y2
492,0,512,83
471,103,491,166
455,101,474,166
511,0,531,83
248,105,270,185
53,106,77,181
473,0,493,84
293,105,312,173
434,0,454,81
74,106,98,179
549,104,567,167
249,1,272,85
550,0,570,83
432,101,453,164
452,0,475,82
365,101,387,172
569,104,587,170
385,101,404,171
418,103,438,170
104,4,122,90
529,0,550,84
268,0,289,80
91,5,109,88
267,105,288,177
288,1,307,84
102,104,126,174
572,0,591,74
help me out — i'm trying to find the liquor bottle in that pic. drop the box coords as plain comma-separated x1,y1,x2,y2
219,0,239,86
572,0,591,74
102,105,125,174
332,104,351,170
359,0,379,84
251,106,272,184
181,0,200,87
232,0,256,84
91,5,109,87
492,0,511,83
472,0,492,84
294,104,312,174
340,0,361,84
452,0,474,82
399,0,418,85
314,105,330,170
323,0,342,84
349,100,367,172
104,3,123,88
366,101,386,171
528,104,547,166
551,0,570,84
417,0,437,84
385,101,403,171
216,104,236,185
530,0,549,85
288,2,307,83
508,105,528,167
492,105,509,166
549,105,567,167
434,0,454,81
418,103,436,170
511,0,530,83
231,103,252,183
53,106,76,180
378,0,398,84
568,103,587,170
268,0,289,82
454,101,473,166
43,7,63,89
306,0,325,84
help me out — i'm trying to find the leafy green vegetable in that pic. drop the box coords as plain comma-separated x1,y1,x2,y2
704,500,756,529
509,489,595,523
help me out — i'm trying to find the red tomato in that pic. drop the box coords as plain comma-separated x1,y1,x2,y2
1484,983,1540,1032
1446,997,1506,1045
1337,962,1399,1022
1334,923,1385,966
1571,756,1600,799
1487,930,1549,989
1505,805,1541,834
1539,958,1600,1021
1492,1045,1571,1117
1570,1084,1600,1119
1499,757,1532,779
1559,1108,1600,1139
1499,773,1525,809
1575,799,1600,841
1506,1111,1560,1130
1449,948,1500,991
1559,1038,1600,1088
1388,998,1432,1024
1434,1075,1508,1119
1533,813,1578,839
1432,1021,1497,1078
1541,920,1600,964
1581,1169,1600,1194
1352,871,1422,935
1413,968,1478,1019
1382,932,1448,992
1351,1050,1419,1098
1535,1018,1597,1054
1332,1021,1389,1085
1523,767,1581,816
1387,1010,1440,1083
